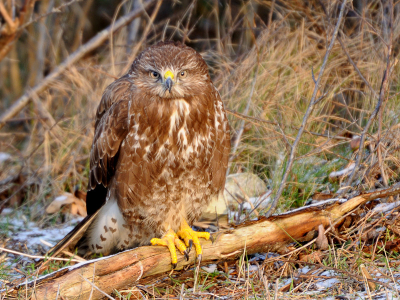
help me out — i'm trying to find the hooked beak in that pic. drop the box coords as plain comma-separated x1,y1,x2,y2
165,77,173,93
164,70,174,93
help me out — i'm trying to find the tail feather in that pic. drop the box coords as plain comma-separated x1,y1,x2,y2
36,210,100,270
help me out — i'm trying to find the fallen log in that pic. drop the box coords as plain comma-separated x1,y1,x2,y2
5,182,400,299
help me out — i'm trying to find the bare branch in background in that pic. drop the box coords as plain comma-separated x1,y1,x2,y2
0,1,21,61
126,0,142,54
71,0,94,51
121,0,163,75
265,0,349,217
229,63,259,164
338,0,395,195
376,0,394,188
17,0,81,32
337,37,377,99
0,0,155,131
319,0,377,100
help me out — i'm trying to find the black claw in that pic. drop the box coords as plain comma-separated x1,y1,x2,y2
172,262,177,269
184,249,189,261
210,234,215,243
188,239,193,253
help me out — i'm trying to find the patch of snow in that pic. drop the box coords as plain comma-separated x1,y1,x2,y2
299,266,311,274
13,224,75,248
0,152,11,163
315,278,339,290
320,270,336,277
249,253,266,261
281,278,292,286
1,216,81,249
202,264,218,273
329,163,355,180
247,265,258,272
373,201,400,213
241,192,272,211
1,208,13,215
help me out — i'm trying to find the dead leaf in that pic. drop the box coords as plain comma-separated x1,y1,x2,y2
312,192,334,201
360,264,376,291
350,136,361,150
316,224,329,250
339,215,353,232
46,193,87,217
299,251,324,264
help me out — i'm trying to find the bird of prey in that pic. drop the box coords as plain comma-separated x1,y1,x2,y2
45,41,231,267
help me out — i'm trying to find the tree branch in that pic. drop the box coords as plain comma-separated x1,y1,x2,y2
265,0,349,217
338,0,394,195
5,182,400,300
0,0,155,131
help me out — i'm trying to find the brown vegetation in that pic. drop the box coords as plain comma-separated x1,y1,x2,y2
2,0,400,298
6,182,400,299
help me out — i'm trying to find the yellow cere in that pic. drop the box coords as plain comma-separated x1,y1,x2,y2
164,70,174,80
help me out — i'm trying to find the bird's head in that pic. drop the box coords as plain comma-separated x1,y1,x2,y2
129,41,211,99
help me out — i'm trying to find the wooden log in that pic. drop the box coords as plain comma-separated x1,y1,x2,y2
6,182,400,299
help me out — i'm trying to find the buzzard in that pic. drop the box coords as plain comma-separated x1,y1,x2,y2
46,41,230,267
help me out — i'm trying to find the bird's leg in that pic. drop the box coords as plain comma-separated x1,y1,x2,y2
177,219,210,263
150,220,210,268
150,229,188,268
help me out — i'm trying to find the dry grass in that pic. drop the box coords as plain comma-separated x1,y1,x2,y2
1,0,400,298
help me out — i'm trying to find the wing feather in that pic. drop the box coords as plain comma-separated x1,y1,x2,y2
211,91,231,191
87,76,132,214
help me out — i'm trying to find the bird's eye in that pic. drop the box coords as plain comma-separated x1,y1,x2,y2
150,71,160,79
179,70,187,78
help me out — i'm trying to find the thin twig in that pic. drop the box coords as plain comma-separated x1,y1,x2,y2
0,2,16,29
282,259,392,290
78,274,116,300
0,0,155,130
17,0,82,32
121,0,163,75
226,109,349,140
0,246,82,263
376,0,393,188
311,66,317,84
40,239,86,262
88,264,96,300
339,1,394,195
229,63,259,163
318,0,377,99
337,36,377,99
268,0,275,29
265,0,349,217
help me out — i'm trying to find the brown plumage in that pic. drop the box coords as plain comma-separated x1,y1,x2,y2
45,41,230,262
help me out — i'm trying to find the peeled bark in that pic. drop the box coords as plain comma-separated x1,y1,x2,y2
6,182,400,300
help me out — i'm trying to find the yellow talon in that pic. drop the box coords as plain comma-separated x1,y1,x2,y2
177,219,210,258
150,220,209,268
150,229,187,266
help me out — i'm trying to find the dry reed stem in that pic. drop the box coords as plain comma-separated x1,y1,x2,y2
2,2,400,298
0,246,82,263
340,1,395,194
4,182,400,299
121,0,163,75
0,0,155,130
266,0,350,217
